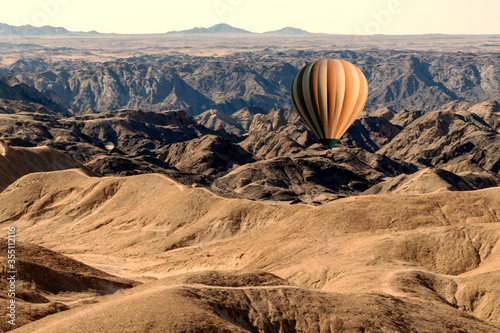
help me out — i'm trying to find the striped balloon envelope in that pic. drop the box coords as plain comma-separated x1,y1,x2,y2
291,59,368,152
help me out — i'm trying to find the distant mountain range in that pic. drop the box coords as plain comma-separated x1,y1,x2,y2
0,22,310,36
167,23,253,34
0,23,69,36
166,23,311,35
0,23,97,36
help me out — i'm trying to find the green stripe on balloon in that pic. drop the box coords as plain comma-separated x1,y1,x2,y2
320,139,339,149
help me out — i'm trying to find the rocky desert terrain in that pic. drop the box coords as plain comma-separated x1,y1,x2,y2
1,24,500,115
0,26,500,332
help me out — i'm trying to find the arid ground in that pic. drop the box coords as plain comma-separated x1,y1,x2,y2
0,31,500,332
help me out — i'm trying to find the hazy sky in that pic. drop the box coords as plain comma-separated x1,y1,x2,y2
1,0,499,35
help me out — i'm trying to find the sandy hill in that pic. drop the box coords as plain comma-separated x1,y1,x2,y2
0,239,137,332
1,169,500,331
12,270,500,333
0,142,90,191
364,167,500,194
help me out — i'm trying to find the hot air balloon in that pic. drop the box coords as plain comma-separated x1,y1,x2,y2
291,59,368,157
104,141,115,154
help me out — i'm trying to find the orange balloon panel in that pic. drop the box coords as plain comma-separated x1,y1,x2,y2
291,59,368,149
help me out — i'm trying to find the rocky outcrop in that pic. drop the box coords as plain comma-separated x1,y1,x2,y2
1,97,498,203
341,116,403,152
194,109,247,136
159,135,254,177
378,101,500,173
4,50,500,115
0,76,69,115
212,149,411,203
0,108,218,162
239,131,303,160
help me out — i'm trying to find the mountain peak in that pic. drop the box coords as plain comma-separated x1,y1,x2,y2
167,23,252,34
264,27,311,35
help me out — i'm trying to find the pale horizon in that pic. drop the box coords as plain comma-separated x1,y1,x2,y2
1,0,499,36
